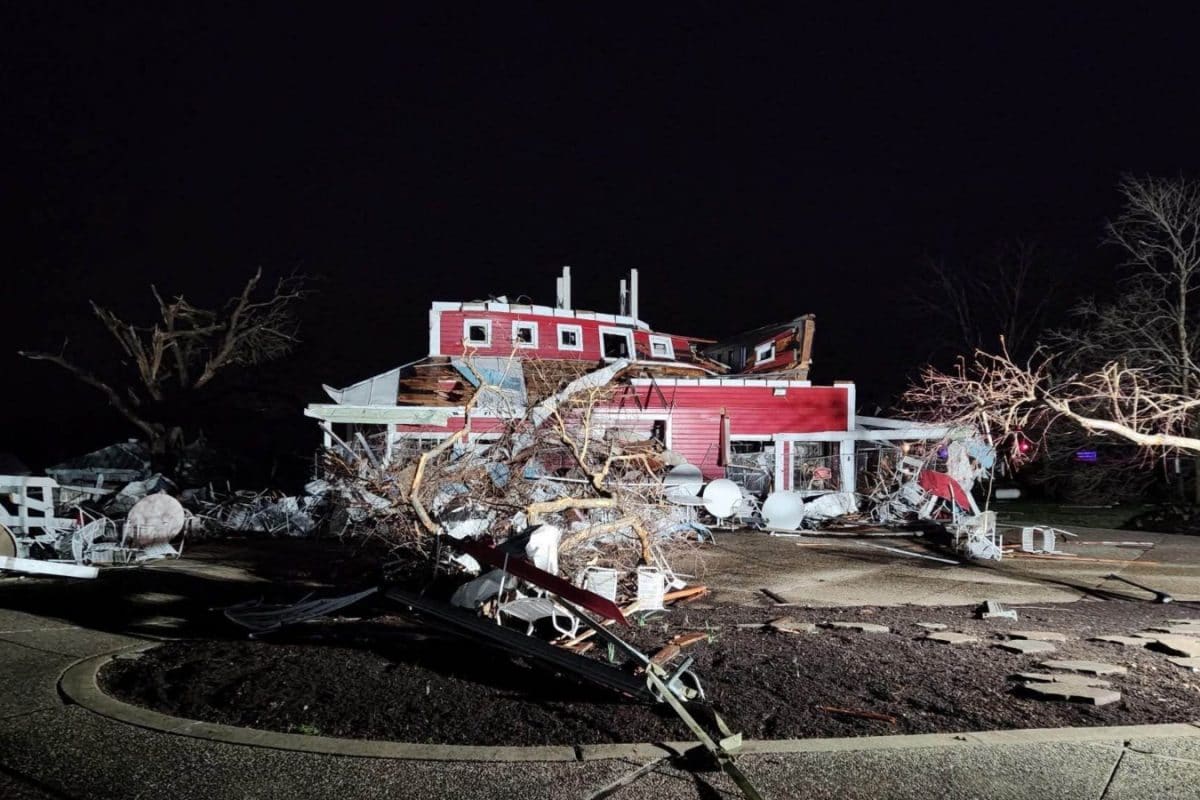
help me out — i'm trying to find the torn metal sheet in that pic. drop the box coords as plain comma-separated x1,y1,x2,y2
453,539,628,625
224,587,381,634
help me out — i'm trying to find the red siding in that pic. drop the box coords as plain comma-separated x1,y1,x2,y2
637,384,849,478
390,375,851,483
436,310,689,361
393,416,507,436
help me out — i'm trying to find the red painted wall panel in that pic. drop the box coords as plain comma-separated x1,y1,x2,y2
634,384,849,478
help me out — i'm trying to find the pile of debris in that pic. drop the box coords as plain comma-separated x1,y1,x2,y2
315,358,712,604
0,439,329,579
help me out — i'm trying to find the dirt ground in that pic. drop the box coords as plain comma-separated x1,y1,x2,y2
101,598,1200,745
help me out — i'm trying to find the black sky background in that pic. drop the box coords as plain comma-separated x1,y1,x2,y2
4,5,1200,472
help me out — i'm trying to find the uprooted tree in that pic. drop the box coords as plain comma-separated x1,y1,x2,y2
20,268,309,455
903,174,1200,498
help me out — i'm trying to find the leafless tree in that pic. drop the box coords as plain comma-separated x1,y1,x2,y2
20,268,308,453
1042,175,1200,498
915,240,1057,359
905,176,1200,502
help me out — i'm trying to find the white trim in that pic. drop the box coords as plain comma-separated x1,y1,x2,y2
729,434,772,442
772,426,951,442
775,441,787,489
755,342,776,363
429,309,442,356
844,382,857,435
628,377,816,388
512,320,539,349
557,323,584,351
648,334,675,359
463,318,492,347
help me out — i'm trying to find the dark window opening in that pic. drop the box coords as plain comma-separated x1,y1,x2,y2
467,324,489,343
602,332,631,359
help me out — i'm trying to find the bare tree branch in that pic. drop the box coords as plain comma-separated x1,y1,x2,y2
17,347,162,442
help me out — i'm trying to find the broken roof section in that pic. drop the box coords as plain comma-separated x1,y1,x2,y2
702,315,816,378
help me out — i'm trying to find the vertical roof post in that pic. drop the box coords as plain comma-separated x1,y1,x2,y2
630,268,639,321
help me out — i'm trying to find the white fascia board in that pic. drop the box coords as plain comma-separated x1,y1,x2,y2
304,405,463,425
772,431,856,442
461,302,487,311
488,301,510,312
594,312,616,323
575,310,596,320
856,415,940,430
430,301,461,311
772,427,951,442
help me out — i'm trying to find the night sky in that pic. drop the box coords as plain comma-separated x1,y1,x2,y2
5,5,1200,470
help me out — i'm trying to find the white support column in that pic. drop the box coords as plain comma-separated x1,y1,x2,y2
839,438,856,494
774,440,787,491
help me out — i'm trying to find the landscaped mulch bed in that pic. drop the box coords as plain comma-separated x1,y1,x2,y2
100,598,1200,745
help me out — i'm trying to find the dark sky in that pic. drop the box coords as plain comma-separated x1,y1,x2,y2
5,5,1200,467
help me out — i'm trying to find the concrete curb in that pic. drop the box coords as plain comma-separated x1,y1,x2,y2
61,644,1200,763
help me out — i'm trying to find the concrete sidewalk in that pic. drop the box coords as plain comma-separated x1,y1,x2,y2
3,531,1200,799
1,601,1199,799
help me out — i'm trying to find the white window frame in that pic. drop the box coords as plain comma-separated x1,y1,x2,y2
755,341,776,364
512,320,539,349
463,318,492,347
648,334,675,360
557,323,584,352
599,325,635,361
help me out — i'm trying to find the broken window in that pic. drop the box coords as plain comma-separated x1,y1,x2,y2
600,328,633,360
512,321,538,348
463,319,492,346
557,324,583,351
727,439,774,495
755,341,775,364
792,442,839,491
